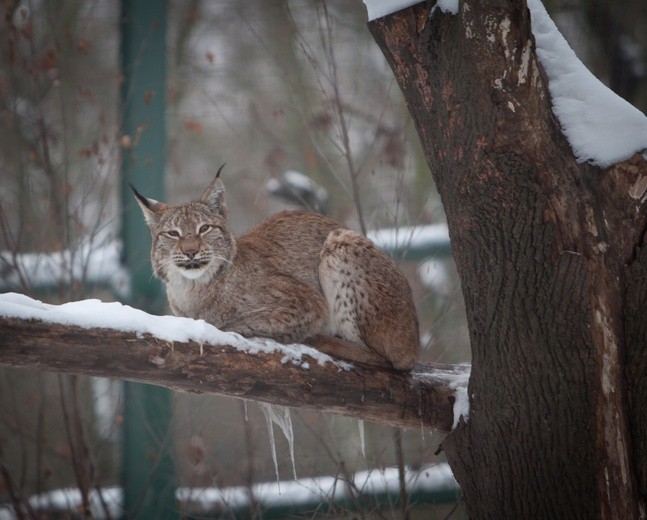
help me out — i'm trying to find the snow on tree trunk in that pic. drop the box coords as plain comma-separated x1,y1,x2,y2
367,1,647,518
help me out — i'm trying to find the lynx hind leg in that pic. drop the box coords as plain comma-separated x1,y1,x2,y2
319,229,420,370
304,334,393,368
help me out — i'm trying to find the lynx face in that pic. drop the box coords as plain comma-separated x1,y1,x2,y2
150,203,234,282
132,170,234,283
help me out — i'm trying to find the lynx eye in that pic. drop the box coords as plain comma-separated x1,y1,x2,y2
198,224,212,234
164,229,180,238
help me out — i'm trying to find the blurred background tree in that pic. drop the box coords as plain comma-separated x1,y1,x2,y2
0,0,644,518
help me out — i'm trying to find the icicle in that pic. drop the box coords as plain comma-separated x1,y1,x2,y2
258,403,298,484
259,403,281,493
358,419,366,458
244,400,248,422
277,406,297,480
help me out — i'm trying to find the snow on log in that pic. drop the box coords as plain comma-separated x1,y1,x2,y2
0,293,469,433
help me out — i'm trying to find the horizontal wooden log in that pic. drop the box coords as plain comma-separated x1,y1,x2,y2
0,316,468,433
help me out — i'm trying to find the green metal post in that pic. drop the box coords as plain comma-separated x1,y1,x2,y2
119,1,176,519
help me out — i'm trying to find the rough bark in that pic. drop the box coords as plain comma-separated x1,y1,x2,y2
368,1,647,518
0,316,465,433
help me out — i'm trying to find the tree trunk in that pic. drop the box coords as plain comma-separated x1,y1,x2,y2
368,1,647,518
0,316,464,433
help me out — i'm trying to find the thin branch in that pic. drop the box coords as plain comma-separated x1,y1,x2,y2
392,427,410,520
57,376,94,520
319,3,367,235
0,457,38,520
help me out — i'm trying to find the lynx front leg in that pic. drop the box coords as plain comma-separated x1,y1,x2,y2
222,278,329,344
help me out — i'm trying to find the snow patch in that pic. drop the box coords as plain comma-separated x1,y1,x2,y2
362,0,422,21
0,240,129,298
529,0,647,167
0,292,351,370
417,260,451,296
0,464,459,519
367,224,449,256
186,463,459,511
363,0,458,21
412,364,471,429
364,0,647,167
435,0,459,16
448,371,470,429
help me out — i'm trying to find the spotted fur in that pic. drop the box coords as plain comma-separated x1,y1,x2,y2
133,175,420,370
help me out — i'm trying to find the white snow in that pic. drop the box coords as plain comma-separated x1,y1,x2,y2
0,292,350,370
528,0,647,167
363,0,458,21
0,464,458,519
448,370,470,429
182,463,459,512
0,486,123,520
363,0,422,21
362,0,647,168
412,364,471,429
0,240,130,297
435,0,459,15
417,259,451,295
265,170,329,210
367,224,450,255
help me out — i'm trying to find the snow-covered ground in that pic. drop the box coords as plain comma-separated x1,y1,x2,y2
0,463,459,520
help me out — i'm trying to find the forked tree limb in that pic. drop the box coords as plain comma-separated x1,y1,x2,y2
367,1,647,517
0,316,467,433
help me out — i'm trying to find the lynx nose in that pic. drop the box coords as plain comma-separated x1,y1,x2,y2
180,237,200,259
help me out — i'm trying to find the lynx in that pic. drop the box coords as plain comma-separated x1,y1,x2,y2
132,170,420,370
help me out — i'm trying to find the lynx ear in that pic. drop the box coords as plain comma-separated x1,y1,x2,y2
201,164,228,219
130,184,167,227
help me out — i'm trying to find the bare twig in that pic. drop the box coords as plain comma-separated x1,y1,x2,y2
392,427,410,520
0,455,38,520
318,3,367,235
57,376,94,519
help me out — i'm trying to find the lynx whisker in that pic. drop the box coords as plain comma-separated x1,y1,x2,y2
209,254,233,266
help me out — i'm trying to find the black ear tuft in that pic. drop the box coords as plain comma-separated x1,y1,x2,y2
216,162,226,179
201,172,228,219
129,183,152,209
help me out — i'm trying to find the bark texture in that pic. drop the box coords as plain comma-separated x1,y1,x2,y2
368,1,647,518
0,316,465,433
